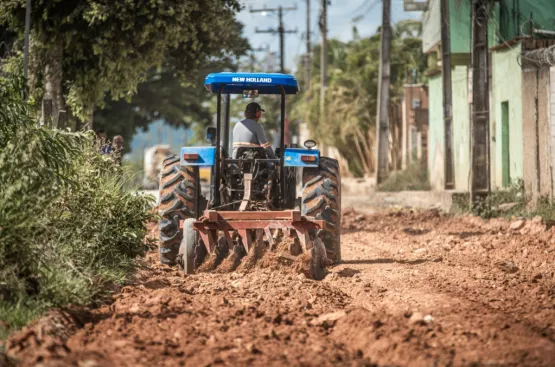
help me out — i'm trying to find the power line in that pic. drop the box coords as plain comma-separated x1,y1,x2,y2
250,5,299,73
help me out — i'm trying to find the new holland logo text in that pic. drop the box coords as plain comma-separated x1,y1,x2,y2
231,77,272,83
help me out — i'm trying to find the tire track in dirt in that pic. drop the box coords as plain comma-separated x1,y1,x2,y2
5,209,555,366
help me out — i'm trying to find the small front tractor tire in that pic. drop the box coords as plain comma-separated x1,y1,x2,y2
177,218,207,274
310,237,328,280
301,157,341,264
158,155,199,266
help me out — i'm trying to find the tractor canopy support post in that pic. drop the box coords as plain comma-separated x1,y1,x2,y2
212,87,224,207
223,93,231,157
280,87,286,206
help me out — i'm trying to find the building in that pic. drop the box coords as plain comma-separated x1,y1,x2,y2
421,0,555,197
401,84,429,170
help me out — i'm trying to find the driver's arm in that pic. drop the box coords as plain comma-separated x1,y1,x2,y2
254,123,276,159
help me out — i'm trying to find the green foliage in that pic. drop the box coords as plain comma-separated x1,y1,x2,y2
1,0,249,123
289,21,426,177
532,196,555,221
0,76,154,336
378,161,430,192
451,179,527,218
0,300,44,341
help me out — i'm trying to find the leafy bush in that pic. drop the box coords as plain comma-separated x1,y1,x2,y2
0,77,154,337
451,179,527,218
378,161,430,192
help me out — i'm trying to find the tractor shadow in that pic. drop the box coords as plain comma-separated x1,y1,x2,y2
447,231,485,239
341,258,430,266
402,227,432,236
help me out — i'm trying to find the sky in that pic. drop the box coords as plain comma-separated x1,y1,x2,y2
236,0,422,71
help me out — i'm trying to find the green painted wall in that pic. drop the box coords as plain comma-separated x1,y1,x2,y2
424,0,497,55
450,0,471,54
490,43,523,188
452,66,471,190
496,0,555,43
426,67,471,191
427,74,445,191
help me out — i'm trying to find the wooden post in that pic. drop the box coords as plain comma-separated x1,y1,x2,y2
376,0,392,184
441,0,454,189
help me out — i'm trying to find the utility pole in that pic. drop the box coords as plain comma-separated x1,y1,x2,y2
251,5,297,145
23,0,31,96
305,0,311,90
319,0,328,155
470,0,491,204
440,0,454,189
251,5,298,73
376,0,392,184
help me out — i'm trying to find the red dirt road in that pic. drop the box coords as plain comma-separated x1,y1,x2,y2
5,210,555,366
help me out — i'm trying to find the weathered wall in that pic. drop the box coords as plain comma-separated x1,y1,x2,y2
522,67,537,197
452,65,471,190
550,66,555,199
422,0,473,54
427,74,445,191
422,0,440,53
495,0,555,43
491,43,524,188
522,66,554,202
538,68,552,198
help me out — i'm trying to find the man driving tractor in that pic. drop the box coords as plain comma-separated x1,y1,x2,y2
232,102,276,159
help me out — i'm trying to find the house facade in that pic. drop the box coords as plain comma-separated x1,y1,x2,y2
421,0,555,198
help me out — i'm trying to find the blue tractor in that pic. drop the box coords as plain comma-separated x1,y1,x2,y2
157,72,341,279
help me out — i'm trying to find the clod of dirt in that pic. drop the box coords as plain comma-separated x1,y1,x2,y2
217,246,244,273
0,353,15,367
423,315,434,324
510,220,526,231
6,308,94,365
310,310,347,326
495,259,519,273
355,214,366,222
337,268,360,278
531,272,543,282
237,238,267,271
408,312,425,325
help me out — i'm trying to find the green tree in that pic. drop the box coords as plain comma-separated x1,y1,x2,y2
0,0,249,127
289,22,425,177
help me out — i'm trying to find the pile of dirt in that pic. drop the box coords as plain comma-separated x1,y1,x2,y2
5,308,96,366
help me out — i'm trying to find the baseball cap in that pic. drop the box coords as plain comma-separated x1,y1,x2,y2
245,102,265,115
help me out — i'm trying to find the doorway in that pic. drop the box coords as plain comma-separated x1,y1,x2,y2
501,101,510,187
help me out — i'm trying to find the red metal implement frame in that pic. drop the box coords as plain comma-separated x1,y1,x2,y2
189,210,334,254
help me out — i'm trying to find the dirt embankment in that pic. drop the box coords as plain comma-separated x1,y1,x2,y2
4,210,555,366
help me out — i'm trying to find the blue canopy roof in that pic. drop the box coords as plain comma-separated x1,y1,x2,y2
204,72,299,95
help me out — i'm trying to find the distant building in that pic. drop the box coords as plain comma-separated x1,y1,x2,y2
422,0,555,199
401,84,429,170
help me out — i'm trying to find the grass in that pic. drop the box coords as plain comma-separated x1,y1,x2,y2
0,301,44,342
450,179,555,220
378,161,431,192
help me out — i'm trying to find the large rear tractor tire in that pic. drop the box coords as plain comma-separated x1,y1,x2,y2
158,156,199,266
301,157,341,264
